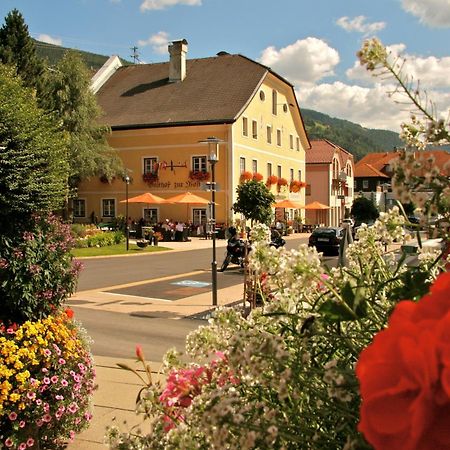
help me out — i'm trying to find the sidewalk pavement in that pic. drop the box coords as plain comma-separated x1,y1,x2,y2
67,234,305,449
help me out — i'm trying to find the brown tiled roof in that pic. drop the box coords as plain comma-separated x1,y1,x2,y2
354,163,389,178
306,139,354,165
355,149,450,177
96,54,270,129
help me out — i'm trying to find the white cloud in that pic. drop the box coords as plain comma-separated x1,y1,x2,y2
140,0,201,11
336,16,386,34
401,0,450,27
298,81,408,131
138,31,170,54
37,34,62,46
297,80,450,132
259,38,340,85
347,43,450,89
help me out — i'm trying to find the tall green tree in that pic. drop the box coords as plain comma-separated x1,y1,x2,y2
0,65,68,235
351,196,379,224
0,8,44,92
39,51,123,189
233,180,275,225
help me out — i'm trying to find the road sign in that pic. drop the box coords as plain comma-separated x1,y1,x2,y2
201,182,221,192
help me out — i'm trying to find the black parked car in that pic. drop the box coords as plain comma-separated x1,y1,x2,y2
308,227,344,256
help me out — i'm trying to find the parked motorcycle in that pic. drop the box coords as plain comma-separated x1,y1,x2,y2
219,235,248,272
219,227,286,272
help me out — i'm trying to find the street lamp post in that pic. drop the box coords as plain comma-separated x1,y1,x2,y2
125,175,130,251
200,137,222,307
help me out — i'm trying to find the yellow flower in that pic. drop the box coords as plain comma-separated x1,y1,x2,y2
9,392,20,402
15,370,30,384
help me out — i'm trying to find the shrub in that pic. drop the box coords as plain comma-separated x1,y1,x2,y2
71,224,98,239
0,214,82,324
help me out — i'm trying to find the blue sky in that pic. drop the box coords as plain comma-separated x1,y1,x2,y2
1,0,450,132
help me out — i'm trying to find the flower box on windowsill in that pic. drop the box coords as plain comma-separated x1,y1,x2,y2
143,173,159,183
189,171,210,181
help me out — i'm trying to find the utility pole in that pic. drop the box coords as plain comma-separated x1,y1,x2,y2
130,46,140,64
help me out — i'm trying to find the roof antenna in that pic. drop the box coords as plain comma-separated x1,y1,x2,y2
130,46,141,64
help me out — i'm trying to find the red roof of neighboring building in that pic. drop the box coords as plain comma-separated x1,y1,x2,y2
306,139,354,166
355,149,450,178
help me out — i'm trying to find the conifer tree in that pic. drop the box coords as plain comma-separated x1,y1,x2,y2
0,8,44,92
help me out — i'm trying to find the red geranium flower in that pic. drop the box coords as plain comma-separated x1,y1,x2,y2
356,271,450,450
64,308,74,319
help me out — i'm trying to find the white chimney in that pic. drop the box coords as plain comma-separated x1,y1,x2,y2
169,39,188,82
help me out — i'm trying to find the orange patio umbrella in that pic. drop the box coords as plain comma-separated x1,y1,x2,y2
273,199,305,209
165,191,213,221
120,192,168,205
303,201,330,226
165,192,210,205
303,201,330,210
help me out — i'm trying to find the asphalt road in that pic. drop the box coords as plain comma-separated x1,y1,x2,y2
76,235,313,291
73,235,336,360
73,307,201,361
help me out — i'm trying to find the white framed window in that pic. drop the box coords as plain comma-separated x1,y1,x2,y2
277,165,282,178
252,159,258,173
143,157,158,174
192,155,207,172
272,90,277,115
102,199,115,218
267,162,272,177
242,117,248,137
363,180,369,189
346,164,352,177
289,134,294,149
193,208,207,226
239,157,246,173
290,168,294,182
296,137,300,151
73,199,86,218
266,125,272,144
298,169,302,181
252,120,258,139
276,129,282,146
144,208,158,224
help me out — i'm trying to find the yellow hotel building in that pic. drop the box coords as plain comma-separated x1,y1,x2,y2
75,40,310,227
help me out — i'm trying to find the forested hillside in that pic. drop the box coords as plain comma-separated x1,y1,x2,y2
33,39,130,71
302,108,403,161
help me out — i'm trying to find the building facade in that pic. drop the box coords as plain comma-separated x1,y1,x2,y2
75,40,310,227
305,139,355,226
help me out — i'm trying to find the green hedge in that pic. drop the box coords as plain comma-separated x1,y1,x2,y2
75,230,124,248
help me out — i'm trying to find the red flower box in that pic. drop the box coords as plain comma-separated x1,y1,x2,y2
239,171,253,183
189,171,210,181
143,173,159,183
266,175,278,186
253,172,264,182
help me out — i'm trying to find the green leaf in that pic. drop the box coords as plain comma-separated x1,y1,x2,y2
318,300,356,322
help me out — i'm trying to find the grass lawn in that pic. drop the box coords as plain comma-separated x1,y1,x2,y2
71,242,171,257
